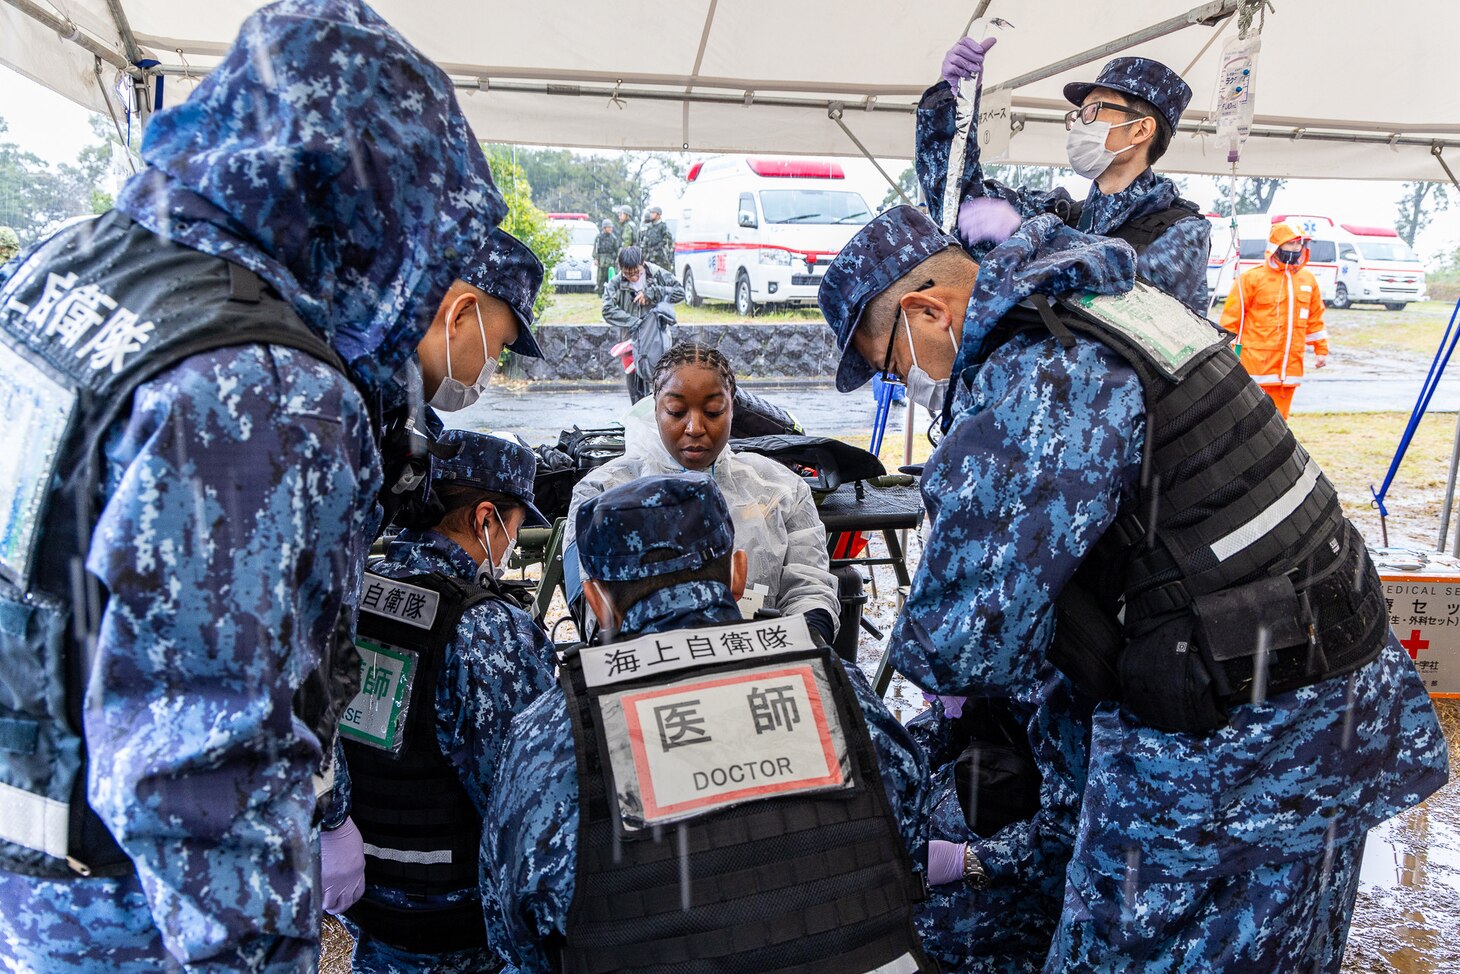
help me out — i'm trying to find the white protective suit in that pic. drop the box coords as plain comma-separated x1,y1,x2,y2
566,398,841,630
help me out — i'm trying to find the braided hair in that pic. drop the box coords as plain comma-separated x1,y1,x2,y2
651,341,737,399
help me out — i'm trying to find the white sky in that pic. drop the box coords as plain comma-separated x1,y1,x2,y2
7,64,1459,265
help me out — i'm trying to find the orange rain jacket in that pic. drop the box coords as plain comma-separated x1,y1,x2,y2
1219,222,1329,387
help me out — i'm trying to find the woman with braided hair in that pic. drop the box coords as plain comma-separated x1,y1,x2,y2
565,341,841,644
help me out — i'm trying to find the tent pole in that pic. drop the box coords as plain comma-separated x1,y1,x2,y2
1435,143,1460,192
103,0,150,129
827,103,914,206
986,0,1240,94
1440,412,1460,553
3,0,136,74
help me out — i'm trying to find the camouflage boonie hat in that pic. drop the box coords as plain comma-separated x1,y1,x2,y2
1063,57,1192,135
458,228,544,359
818,204,961,392
576,475,733,582
433,429,547,526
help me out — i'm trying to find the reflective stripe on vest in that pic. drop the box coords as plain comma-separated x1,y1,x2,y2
0,779,68,860
865,953,921,974
1208,457,1322,565
361,842,453,866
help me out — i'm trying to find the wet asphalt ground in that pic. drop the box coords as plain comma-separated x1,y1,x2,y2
448,330,1460,448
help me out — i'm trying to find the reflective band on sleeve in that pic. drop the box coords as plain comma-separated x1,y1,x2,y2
1207,458,1322,564
0,779,69,860
1306,330,1329,343
861,953,920,974
362,842,452,866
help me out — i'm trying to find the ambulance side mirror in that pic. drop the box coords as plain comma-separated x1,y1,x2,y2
738,210,758,229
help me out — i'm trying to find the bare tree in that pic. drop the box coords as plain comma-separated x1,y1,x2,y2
1395,181,1452,246
1232,177,1285,215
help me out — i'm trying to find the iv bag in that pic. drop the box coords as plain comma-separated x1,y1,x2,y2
1215,32,1261,162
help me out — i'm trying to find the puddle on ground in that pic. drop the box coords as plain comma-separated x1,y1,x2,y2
1344,699,1460,973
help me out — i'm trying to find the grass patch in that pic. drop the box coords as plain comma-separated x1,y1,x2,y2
1324,302,1455,358
540,290,825,326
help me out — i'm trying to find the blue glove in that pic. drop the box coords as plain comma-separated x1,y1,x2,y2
957,198,1022,247
940,36,998,95
927,839,967,886
321,816,366,915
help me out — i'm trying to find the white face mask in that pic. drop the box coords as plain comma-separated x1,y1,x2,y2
1064,118,1140,180
475,507,515,584
428,301,496,412
900,310,958,415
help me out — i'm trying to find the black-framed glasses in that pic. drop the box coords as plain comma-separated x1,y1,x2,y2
1063,101,1148,131
879,279,935,380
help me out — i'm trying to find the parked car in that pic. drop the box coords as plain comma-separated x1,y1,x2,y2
672,156,873,316
547,214,599,293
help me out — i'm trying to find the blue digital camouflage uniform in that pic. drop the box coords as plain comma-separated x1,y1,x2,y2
915,64,1211,317
346,528,557,974
821,206,1448,973
481,476,929,974
0,1,506,970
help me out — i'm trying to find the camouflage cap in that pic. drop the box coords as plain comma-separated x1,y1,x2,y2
0,226,18,262
818,204,961,392
576,474,733,582
1063,57,1192,135
459,228,545,359
433,429,548,526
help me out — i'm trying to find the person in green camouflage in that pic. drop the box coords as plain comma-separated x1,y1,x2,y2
0,227,19,265
613,204,638,250
641,206,675,273
592,219,618,292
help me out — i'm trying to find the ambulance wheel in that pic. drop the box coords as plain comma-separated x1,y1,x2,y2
735,272,756,317
1385,302,1407,311
1331,283,1351,309
683,267,703,307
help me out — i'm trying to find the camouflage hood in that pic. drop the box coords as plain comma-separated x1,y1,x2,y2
114,0,504,390
941,214,1137,432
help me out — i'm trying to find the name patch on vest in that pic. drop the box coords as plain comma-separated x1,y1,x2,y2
339,638,419,753
359,575,440,630
582,614,815,687
1073,281,1226,378
0,340,77,587
595,654,853,831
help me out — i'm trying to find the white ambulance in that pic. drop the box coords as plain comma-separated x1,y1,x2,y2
1207,213,1427,310
673,157,873,316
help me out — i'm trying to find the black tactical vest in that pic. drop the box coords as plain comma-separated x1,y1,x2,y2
1054,199,1197,254
558,616,934,974
0,212,354,878
342,568,500,955
998,284,1386,733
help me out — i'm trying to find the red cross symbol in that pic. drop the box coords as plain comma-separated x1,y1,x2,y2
1400,629,1430,660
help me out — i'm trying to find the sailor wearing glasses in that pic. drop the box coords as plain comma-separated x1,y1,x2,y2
919,41,1212,316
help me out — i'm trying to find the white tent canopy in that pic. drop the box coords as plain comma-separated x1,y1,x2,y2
4,0,1459,182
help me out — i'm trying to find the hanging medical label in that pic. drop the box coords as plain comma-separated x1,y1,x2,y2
0,340,77,587
339,638,419,752
594,655,853,831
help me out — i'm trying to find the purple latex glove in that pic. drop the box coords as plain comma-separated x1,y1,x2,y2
940,36,998,94
921,692,968,719
928,839,968,886
321,816,366,915
957,198,1023,247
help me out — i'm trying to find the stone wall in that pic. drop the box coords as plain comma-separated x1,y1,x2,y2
506,323,837,381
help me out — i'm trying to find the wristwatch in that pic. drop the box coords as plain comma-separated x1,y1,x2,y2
963,844,990,890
